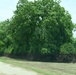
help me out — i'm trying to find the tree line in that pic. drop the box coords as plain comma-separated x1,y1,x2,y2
0,0,76,62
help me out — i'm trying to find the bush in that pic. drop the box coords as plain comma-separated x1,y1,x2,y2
60,43,76,54
58,43,76,62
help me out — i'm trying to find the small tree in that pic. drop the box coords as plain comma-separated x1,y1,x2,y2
60,43,76,54
59,43,76,62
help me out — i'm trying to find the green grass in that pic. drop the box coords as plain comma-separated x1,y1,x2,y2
0,57,76,75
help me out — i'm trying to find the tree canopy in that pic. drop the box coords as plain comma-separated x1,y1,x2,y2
0,0,75,61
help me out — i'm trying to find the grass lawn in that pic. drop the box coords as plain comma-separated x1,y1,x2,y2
0,57,76,75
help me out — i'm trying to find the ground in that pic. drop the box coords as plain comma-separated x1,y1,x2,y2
0,57,76,75
0,62,37,75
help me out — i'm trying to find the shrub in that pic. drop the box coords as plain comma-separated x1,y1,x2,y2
60,43,76,54
58,43,76,62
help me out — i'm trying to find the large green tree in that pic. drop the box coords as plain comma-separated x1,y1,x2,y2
8,0,74,60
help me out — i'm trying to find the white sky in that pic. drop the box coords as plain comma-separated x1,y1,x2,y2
60,0,76,23
0,0,18,21
0,0,76,37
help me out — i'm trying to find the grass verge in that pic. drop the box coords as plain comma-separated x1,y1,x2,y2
0,57,76,75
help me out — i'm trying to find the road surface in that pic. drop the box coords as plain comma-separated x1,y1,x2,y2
0,62,37,75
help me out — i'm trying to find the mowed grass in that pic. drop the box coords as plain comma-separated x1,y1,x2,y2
0,57,76,75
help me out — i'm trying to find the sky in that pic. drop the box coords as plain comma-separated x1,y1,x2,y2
0,0,18,21
60,0,76,23
0,0,76,37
